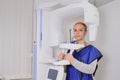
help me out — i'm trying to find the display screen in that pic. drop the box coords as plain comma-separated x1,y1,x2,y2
47,69,58,80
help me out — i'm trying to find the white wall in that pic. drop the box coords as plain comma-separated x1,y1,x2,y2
94,0,120,80
0,0,33,77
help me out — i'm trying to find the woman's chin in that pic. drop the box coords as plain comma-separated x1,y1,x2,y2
76,39,82,41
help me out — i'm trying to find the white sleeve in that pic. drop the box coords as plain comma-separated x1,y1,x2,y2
71,59,97,74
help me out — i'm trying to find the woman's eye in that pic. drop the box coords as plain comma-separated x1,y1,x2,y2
74,29,84,32
74,29,77,32
79,29,83,31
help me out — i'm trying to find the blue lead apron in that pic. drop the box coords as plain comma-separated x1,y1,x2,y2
66,41,103,80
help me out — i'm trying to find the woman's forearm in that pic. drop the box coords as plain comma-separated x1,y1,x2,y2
71,59,97,74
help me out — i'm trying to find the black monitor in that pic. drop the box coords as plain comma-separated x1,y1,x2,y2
47,69,58,80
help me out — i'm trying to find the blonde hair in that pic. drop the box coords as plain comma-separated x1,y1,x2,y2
74,22,87,31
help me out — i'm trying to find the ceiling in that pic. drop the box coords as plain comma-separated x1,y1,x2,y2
39,0,115,7
89,0,115,7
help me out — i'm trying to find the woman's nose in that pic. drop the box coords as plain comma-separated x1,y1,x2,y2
76,31,80,34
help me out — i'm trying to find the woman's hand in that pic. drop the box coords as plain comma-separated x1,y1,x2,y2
65,54,75,63
58,53,65,60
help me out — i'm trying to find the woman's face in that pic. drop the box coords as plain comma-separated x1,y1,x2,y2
73,24,87,41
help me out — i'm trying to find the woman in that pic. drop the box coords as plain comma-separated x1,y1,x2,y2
58,22,103,80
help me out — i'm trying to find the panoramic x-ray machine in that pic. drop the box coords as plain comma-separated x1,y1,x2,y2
33,0,99,80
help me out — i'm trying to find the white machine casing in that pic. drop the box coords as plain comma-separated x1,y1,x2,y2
52,43,85,65
34,0,100,80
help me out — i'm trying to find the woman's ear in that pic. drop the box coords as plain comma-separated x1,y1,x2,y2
84,31,87,36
